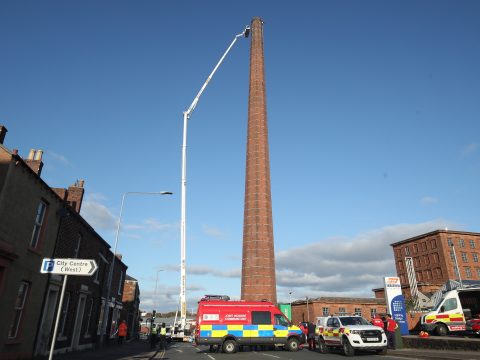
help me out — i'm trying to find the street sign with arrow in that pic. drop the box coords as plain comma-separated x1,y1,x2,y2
41,258,98,276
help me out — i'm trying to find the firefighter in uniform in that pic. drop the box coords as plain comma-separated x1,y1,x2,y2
385,314,398,349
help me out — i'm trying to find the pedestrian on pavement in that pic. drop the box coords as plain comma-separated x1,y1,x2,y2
307,321,316,350
150,323,157,349
385,314,398,349
371,314,384,329
118,320,128,345
159,323,167,350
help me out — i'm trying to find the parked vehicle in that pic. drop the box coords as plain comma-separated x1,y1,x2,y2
317,315,387,356
466,318,480,336
194,295,304,353
420,287,480,336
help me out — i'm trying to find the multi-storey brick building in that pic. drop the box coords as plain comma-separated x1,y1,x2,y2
0,126,66,359
391,230,480,298
121,275,141,340
291,297,387,324
34,188,128,356
0,125,130,358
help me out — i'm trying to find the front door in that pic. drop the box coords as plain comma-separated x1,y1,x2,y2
71,295,86,349
34,285,60,356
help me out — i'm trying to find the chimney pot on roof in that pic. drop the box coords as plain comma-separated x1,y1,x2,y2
28,149,35,160
0,125,7,144
12,149,18,155
34,149,43,161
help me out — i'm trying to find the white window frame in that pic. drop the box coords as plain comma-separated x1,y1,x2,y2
470,239,476,249
8,281,29,339
84,298,93,337
58,292,71,338
118,271,124,295
461,252,468,263
370,308,377,318
322,307,329,316
74,233,82,258
30,201,47,248
465,267,472,278
354,308,362,316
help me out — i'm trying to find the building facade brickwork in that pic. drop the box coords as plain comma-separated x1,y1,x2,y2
291,297,387,324
241,17,277,303
0,140,64,359
391,230,480,297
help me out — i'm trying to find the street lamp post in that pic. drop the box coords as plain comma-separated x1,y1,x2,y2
179,25,250,330
100,191,172,344
154,269,164,311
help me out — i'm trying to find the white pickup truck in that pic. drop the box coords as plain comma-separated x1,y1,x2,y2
317,315,388,356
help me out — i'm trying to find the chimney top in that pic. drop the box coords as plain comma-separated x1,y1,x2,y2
0,125,7,144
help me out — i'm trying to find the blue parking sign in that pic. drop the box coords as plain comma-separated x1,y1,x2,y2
42,259,55,273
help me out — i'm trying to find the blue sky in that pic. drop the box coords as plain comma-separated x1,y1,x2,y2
1,0,479,313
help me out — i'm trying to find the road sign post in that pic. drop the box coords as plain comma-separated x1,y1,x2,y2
41,258,97,359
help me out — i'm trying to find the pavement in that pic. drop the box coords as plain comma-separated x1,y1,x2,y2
388,348,480,360
52,340,162,360
49,339,480,360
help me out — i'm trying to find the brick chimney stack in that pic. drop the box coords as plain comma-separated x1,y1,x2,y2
0,125,7,144
52,180,85,213
241,17,277,304
66,180,85,213
24,149,44,177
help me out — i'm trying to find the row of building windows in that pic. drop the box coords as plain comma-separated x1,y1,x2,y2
398,253,441,270
449,251,479,263
447,237,477,249
399,267,444,284
454,266,480,279
321,307,378,319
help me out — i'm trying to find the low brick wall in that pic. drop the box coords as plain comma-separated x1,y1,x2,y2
403,335,480,351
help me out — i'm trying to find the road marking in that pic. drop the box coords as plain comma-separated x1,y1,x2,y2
260,354,280,359
175,349,183,353
206,355,215,360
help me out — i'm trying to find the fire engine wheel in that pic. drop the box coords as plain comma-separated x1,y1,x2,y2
435,324,448,336
222,339,237,354
287,337,300,352
342,337,355,357
318,337,329,354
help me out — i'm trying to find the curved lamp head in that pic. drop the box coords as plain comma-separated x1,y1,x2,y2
243,26,251,38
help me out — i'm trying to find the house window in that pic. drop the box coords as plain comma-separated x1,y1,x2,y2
461,252,468,263
30,201,47,248
58,292,71,337
118,271,124,295
74,233,82,258
338,307,346,315
459,239,465,248
447,238,453,247
476,267,480,278
465,267,472,278
435,267,443,278
84,298,93,336
395,249,401,258
431,238,437,249
354,308,362,316
422,242,427,251
322,307,329,316
97,299,105,335
470,239,476,249
405,246,410,256
398,260,404,270
433,253,439,263
414,244,418,253
424,255,430,265
450,251,455,261
370,308,377,318
8,281,29,339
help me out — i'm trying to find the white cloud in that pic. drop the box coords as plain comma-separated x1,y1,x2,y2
81,198,117,231
421,196,438,205
461,143,479,158
275,219,459,301
202,224,226,239
45,150,70,165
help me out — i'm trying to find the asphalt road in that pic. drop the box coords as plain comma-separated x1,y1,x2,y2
156,342,406,360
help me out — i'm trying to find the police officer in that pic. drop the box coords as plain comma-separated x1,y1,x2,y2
159,323,167,350
150,323,157,348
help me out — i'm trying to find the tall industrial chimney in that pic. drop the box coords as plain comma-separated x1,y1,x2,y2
241,17,277,303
